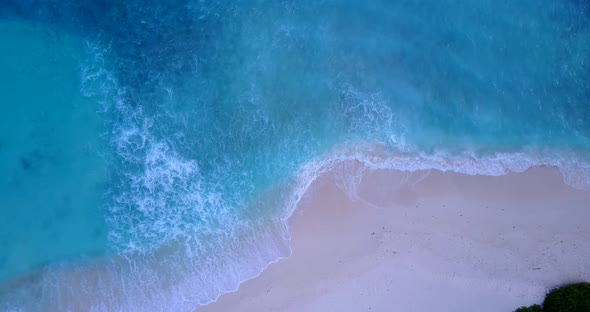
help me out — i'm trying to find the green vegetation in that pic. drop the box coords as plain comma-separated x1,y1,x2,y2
514,283,590,312
515,304,542,312
543,283,590,312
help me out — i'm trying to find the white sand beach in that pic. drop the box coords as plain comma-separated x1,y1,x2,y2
200,165,590,312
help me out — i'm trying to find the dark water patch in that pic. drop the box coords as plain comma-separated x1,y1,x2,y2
17,149,60,175
567,0,590,17
19,156,32,171
0,0,231,101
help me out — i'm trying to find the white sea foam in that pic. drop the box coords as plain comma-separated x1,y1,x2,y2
281,144,590,222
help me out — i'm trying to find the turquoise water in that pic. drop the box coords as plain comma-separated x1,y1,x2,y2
1,1,589,311
0,20,110,283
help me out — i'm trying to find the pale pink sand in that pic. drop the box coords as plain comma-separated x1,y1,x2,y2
200,165,590,312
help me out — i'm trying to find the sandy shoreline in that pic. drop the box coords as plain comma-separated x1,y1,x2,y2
199,165,590,312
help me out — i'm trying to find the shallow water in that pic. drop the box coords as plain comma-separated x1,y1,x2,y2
0,20,110,283
0,1,589,311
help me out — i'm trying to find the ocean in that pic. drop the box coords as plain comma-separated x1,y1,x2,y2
0,1,589,311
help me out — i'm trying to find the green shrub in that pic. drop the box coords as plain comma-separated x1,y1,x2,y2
515,304,542,312
513,282,590,312
543,282,590,312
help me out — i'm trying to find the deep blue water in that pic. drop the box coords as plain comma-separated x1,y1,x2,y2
1,1,589,311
